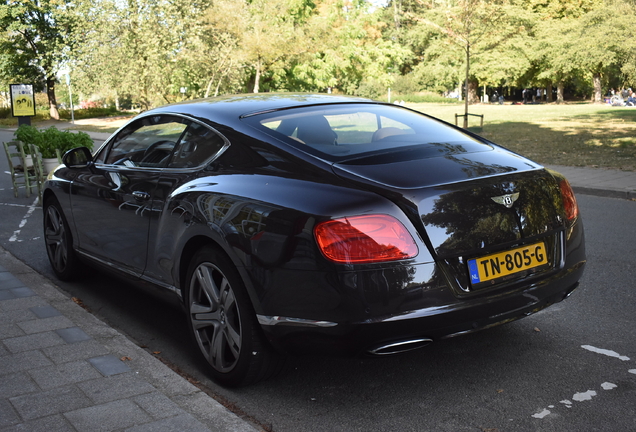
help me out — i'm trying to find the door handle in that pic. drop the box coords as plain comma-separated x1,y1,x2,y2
132,191,150,200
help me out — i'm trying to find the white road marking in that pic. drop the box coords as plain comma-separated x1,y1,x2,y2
572,390,597,402
8,197,39,242
532,346,633,419
1,202,30,208
531,409,550,419
601,382,617,390
581,345,630,361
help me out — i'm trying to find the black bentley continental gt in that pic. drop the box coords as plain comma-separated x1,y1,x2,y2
43,94,586,386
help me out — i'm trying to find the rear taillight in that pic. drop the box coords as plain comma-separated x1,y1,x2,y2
559,179,579,221
314,215,418,264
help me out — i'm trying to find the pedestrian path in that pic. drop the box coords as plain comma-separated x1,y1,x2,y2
546,165,636,200
0,247,258,432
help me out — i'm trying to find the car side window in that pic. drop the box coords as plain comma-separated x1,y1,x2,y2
105,116,188,168
167,122,226,168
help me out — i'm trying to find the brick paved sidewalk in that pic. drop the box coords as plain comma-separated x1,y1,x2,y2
0,246,258,432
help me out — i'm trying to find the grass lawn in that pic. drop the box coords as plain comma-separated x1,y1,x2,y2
409,102,636,171
9,101,634,171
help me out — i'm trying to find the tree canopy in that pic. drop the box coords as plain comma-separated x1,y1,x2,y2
0,0,85,118
2,0,636,111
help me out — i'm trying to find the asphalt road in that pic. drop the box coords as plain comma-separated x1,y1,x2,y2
2,127,635,431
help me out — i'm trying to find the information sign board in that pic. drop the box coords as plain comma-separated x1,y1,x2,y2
10,84,36,117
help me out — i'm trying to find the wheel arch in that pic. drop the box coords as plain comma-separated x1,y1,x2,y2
42,183,77,247
177,235,262,313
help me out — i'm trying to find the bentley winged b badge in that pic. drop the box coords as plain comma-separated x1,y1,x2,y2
491,192,520,208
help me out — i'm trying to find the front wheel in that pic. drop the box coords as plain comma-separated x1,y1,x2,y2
43,197,80,281
185,246,284,386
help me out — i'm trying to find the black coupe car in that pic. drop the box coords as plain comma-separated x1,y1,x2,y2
43,94,586,386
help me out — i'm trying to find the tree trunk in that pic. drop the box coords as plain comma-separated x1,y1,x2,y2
556,81,565,104
393,0,401,30
253,58,262,93
547,83,553,102
46,76,59,120
463,46,470,128
205,77,215,98
467,79,480,105
592,72,603,104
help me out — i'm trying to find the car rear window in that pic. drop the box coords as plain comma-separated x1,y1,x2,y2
243,104,492,163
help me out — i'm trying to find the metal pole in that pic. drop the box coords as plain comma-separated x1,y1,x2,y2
66,74,75,124
464,45,470,129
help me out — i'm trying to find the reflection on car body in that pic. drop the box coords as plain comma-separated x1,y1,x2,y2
42,94,586,387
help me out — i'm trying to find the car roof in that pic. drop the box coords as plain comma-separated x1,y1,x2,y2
146,93,379,123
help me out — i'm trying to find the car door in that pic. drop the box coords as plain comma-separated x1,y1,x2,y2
142,121,230,285
68,115,189,276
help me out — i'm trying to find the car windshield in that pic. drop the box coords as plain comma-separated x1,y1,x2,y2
244,103,492,163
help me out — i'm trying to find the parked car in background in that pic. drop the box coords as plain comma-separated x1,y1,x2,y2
43,94,586,386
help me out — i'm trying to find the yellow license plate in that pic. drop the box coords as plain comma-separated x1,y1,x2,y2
468,242,548,284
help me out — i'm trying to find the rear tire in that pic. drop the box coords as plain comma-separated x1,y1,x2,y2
185,246,284,386
43,197,80,281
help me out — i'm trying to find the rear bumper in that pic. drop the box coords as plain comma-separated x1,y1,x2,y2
261,257,585,356
259,216,586,356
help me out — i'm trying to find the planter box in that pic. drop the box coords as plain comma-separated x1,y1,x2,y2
42,157,60,174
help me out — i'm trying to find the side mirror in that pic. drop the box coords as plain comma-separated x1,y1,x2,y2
62,147,93,168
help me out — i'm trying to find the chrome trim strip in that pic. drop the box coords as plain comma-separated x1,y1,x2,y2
76,250,142,278
257,315,338,328
75,250,182,298
98,112,231,170
367,338,432,355
139,275,182,299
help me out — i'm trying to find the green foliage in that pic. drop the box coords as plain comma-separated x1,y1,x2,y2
0,113,49,126
355,79,388,99
0,106,122,127
394,93,460,103
4,0,633,110
14,125,93,158
0,0,86,118
391,74,422,95
14,125,41,148
291,0,411,95
58,107,119,120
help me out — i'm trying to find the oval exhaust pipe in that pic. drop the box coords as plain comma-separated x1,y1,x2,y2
368,338,433,356
563,282,579,300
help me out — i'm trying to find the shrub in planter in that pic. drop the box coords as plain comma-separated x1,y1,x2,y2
14,125,93,159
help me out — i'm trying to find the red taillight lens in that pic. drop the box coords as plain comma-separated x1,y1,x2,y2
314,215,418,264
559,179,579,221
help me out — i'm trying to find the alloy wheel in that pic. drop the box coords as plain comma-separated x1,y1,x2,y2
188,262,242,373
44,204,69,274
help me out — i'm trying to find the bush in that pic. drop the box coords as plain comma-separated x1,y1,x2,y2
393,92,461,104
14,125,93,159
58,106,119,120
391,75,422,95
0,106,124,125
355,79,388,100
0,113,49,126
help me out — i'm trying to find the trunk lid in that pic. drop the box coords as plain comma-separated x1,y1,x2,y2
333,147,565,292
